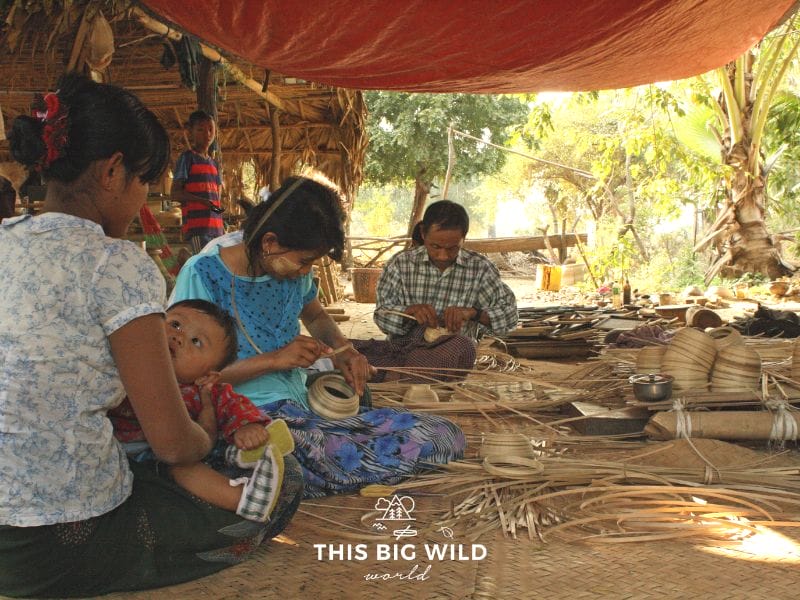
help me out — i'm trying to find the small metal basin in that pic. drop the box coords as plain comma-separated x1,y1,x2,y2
629,373,673,402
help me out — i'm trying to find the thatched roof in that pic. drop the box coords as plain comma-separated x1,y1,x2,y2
0,1,367,203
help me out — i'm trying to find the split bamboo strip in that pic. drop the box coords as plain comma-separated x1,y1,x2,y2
352,437,800,545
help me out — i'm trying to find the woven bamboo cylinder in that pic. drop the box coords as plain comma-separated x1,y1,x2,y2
661,327,716,391
635,346,667,374
710,344,761,392
705,326,743,351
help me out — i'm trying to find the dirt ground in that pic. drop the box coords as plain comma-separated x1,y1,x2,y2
330,272,800,340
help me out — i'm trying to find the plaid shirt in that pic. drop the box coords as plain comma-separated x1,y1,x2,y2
375,246,517,340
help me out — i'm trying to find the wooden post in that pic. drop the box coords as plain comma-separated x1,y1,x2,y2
269,104,282,190
342,213,354,271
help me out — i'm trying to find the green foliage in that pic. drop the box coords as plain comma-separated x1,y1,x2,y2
624,231,707,292
763,90,800,232
350,186,413,237
363,92,526,185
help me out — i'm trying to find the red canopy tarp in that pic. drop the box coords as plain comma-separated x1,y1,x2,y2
141,0,797,93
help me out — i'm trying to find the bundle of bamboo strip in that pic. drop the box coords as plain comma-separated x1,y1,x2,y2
387,440,800,544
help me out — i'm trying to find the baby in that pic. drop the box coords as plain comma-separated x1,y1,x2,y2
110,299,292,522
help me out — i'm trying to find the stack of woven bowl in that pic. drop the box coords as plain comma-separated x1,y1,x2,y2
710,342,761,392
792,339,800,381
706,326,761,391
403,384,439,403
635,345,667,374
660,327,716,391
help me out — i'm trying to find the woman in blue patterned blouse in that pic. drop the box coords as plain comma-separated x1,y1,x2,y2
171,175,466,498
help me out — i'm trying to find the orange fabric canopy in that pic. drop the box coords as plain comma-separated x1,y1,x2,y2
141,0,797,92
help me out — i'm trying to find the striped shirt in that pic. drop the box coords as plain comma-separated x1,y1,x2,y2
375,246,518,340
173,150,224,238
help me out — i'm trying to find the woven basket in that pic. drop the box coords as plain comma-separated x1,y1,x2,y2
350,267,382,303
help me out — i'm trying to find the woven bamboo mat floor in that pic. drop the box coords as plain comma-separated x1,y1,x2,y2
73,492,800,600
9,360,800,599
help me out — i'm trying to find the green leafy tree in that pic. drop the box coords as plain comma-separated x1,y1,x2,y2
517,87,702,280
364,92,526,235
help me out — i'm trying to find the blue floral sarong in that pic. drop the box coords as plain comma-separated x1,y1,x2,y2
261,401,466,498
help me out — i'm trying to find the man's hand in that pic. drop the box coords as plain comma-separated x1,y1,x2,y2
443,306,477,333
404,304,439,329
233,423,270,450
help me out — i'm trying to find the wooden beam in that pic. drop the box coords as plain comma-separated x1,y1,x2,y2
163,123,333,135
462,234,588,254
348,234,589,254
221,149,342,157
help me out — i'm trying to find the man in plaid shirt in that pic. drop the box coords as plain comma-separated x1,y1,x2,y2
353,200,517,382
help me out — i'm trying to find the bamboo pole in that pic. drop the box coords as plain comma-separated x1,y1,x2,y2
269,104,282,190
131,7,291,116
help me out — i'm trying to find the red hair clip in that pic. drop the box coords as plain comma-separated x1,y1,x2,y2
32,92,68,169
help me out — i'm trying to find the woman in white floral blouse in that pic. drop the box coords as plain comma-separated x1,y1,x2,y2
0,74,301,598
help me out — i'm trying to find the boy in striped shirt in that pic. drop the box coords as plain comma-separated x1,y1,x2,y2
171,110,225,253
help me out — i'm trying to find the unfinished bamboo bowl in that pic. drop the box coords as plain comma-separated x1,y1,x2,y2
308,373,360,419
635,346,667,374
478,433,537,460
661,327,716,390
710,344,762,392
424,327,449,343
403,384,439,403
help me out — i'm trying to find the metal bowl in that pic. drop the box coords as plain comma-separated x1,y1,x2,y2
629,373,673,402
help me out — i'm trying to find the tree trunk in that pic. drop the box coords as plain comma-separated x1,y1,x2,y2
716,151,792,280
701,53,795,282
406,165,431,243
